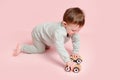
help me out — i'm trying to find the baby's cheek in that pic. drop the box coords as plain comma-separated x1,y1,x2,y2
68,30,72,34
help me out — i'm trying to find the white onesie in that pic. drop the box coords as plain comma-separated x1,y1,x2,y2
21,22,80,62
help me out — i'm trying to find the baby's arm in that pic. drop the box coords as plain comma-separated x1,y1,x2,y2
54,30,71,63
54,30,78,69
54,38,77,69
71,33,80,54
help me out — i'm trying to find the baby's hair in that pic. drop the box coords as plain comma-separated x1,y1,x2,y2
63,7,85,27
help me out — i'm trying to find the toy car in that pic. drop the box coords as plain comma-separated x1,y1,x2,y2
70,55,82,64
65,55,82,73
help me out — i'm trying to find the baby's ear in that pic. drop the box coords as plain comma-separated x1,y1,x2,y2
62,21,67,27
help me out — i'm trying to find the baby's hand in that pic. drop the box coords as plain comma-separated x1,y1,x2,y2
71,53,80,59
66,61,77,70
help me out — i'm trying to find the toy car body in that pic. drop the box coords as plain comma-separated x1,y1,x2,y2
70,55,82,64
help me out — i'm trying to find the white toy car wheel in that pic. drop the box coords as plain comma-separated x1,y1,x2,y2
76,58,82,64
73,67,80,73
65,66,71,72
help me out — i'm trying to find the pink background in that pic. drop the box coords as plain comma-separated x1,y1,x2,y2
0,0,120,80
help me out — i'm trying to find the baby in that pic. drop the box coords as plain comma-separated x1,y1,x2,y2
13,7,85,70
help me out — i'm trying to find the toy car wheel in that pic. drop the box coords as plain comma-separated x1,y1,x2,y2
76,58,82,64
73,67,80,73
65,66,71,72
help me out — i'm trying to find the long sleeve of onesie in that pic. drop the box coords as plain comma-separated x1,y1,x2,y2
71,33,80,54
54,29,71,63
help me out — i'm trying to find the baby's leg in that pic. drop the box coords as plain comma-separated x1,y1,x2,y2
13,39,46,56
21,38,46,54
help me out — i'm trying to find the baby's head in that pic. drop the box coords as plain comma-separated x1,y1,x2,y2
62,7,85,36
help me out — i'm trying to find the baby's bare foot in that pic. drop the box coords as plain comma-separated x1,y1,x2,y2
13,44,21,56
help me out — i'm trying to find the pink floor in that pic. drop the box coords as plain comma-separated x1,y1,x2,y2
0,0,120,80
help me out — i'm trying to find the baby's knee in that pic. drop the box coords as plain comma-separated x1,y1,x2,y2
37,49,46,54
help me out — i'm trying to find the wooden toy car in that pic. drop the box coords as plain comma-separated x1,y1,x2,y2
65,55,82,73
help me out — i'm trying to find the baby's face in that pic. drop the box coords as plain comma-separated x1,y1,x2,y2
65,24,81,36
